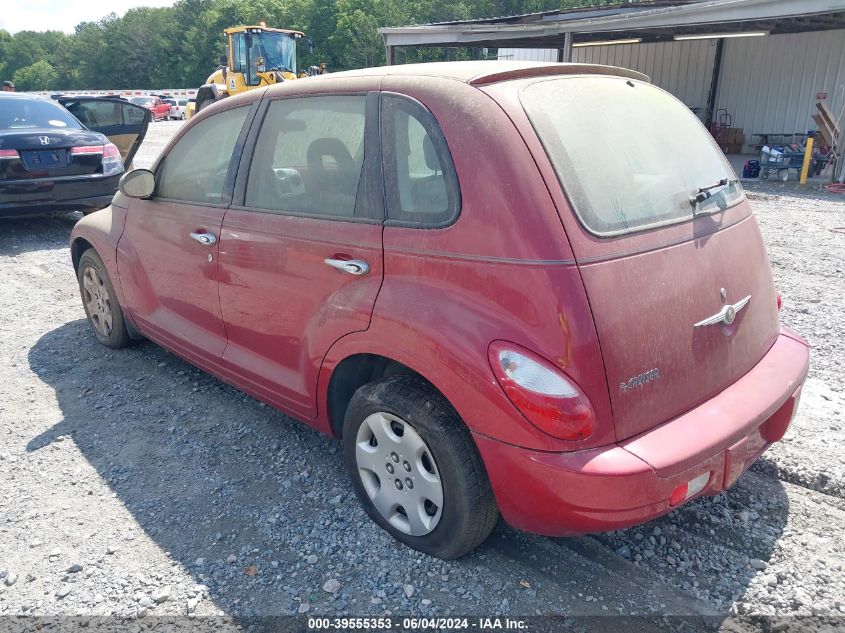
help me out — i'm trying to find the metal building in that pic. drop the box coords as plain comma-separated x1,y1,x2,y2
380,0,845,153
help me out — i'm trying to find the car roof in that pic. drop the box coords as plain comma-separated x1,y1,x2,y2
0,92,56,103
202,61,651,116
321,60,649,85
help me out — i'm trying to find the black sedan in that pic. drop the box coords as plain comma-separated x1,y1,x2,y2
0,93,150,218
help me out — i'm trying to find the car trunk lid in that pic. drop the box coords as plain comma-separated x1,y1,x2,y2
576,212,780,440
0,129,106,180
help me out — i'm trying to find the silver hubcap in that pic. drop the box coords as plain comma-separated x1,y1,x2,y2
355,412,443,536
81,266,113,338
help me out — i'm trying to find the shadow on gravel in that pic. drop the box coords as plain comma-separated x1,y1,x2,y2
25,319,790,624
0,213,80,257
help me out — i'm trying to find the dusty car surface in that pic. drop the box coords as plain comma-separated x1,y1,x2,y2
70,61,810,559
0,93,149,218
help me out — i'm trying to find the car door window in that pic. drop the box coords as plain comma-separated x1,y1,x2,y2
245,95,367,219
381,94,459,227
156,106,249,205
63,100,119,128
59,98,150,164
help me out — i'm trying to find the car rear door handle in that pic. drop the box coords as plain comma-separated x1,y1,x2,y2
190,232,217,246
324,258,369,276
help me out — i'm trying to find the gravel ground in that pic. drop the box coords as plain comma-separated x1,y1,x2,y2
0,121,843,627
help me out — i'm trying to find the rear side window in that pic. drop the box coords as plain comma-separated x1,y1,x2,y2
381,94,459,226
156,106,248,204
520,77,742,236
245,95,367,218
62,99,146,128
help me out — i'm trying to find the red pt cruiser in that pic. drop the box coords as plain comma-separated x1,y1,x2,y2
71,62,809,559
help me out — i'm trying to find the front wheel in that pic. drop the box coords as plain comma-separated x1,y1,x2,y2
342,375,498,559
77,249,132,349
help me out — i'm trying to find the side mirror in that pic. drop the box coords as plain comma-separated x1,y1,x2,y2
119,169,155,199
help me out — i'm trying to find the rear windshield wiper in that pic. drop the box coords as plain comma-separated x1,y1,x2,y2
689,177,732,208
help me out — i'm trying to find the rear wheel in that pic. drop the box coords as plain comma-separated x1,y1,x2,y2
342,375,498,559
77,249,131,349
196,86,226,113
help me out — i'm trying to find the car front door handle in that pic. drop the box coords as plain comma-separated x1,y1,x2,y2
324,258,370,276
189,232,217,246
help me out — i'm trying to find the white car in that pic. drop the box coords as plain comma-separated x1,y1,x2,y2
163,98,187,120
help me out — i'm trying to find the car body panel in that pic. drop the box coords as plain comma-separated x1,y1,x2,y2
0,128,108,178
576,213,780,440
218,211,384,419
118,199,229,364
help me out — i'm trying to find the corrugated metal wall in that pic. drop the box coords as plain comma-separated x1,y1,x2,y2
574,40,717,110
499,30,845,147
499,40,716,109
497,48,558,62
716,29,845,139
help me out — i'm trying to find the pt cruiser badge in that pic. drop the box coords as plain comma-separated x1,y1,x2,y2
620,368,660,392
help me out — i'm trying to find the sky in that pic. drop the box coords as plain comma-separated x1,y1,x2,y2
1,0,177,34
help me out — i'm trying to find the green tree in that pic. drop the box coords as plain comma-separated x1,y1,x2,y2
0,0,642,90
12,60,59,91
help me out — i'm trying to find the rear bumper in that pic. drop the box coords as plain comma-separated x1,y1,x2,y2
0,174,119,217
475,327,809,536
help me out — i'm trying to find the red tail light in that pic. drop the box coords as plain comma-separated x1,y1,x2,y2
777,292,783,312
71,143,122,174
102,143,123,175
71,145,105,155
0,149,20,159
103,143,121,160
488,341,595,441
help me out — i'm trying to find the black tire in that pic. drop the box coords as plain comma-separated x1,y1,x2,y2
77,249,132,349
342,375,498,559
196,85,225,113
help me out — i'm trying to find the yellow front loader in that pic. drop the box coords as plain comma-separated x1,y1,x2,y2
188,25,325,119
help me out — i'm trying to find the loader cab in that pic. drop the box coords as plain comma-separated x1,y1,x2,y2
226,26,303,89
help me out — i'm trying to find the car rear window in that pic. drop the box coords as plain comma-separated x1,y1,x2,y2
0,97,82,130
519,76,743,236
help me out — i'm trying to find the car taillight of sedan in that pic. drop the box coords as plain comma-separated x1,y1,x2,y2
70,143,123,175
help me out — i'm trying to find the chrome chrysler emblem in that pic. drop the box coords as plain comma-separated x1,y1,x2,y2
39,136,50,145
694,291,751,328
